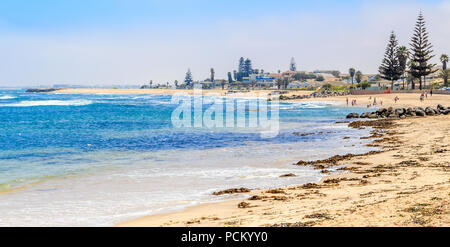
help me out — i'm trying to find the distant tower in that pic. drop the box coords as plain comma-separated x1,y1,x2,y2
290,57,297,71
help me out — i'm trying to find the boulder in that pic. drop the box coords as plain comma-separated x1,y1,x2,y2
368,113,378,119
415,107,425,112
425,107,436,116
444,109,450,115
415,110,426,117
360,112,370,118
395,108,405,116
376,108,387,114
346,113,360,119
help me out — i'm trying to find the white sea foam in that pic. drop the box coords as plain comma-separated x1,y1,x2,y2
0,95,16,100
0,99,93,107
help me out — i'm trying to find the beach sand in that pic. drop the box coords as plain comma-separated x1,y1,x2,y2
52,88,447,108
116,93,450,227
118,115,449,227
51,88,314,99
290,92,450,109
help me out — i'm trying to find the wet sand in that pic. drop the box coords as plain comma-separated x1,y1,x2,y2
118,115,450,227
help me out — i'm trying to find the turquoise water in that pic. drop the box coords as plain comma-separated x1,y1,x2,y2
0,90,374,226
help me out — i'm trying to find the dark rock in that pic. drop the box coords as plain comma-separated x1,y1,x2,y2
425,107,435,116
444,109,450,115
26,88,59,93
346,113,360,119
280,173,296,178
395,108,405,116
415,110,426,116
360,112,370,118
415,107,425,112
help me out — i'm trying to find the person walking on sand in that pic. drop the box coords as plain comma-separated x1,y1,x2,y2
394,96,399,103
425,91,428,98
430,89,433,97
346,97,349,106
373,98,377,106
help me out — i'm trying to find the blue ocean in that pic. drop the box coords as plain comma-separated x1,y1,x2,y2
0,90,374,226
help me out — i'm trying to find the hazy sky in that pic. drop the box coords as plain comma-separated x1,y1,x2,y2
0,0,449,86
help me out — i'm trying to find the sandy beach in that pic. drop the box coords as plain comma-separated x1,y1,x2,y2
51,88,308,98
52,88,448,108
291,92,450,108
115,92,450,227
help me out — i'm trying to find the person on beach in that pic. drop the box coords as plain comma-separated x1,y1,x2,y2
425,91,428,98
394,96,399,103
373,98,377,106
430,89,433,97
420,93,424,102
346,97,349,106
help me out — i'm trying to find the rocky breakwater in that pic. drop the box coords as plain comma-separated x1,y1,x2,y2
279,91,349,100
26,88,60,93
346,105,450,119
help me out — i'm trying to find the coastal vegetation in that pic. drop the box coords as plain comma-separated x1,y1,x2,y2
409,13,437,90
379,31,403,89
135,13,446,93
441,54,449,86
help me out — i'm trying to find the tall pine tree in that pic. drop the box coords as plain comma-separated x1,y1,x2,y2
184,69,193,87
237,57,245,81
210,68,215,83
244,58,253,76
379,31,402,90
409,12,436,90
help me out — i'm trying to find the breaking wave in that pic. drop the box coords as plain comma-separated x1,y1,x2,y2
0,99,93,107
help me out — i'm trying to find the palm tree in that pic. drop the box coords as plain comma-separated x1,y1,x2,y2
441,54,449,87
441,54,449,70
355,71,363,85
397,46,409,89
441,69,449,87
349,68,356,86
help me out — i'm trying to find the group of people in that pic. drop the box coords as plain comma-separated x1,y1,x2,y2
346,98,358,106
367,96,383,108
420,90,433,102
347,96,384,108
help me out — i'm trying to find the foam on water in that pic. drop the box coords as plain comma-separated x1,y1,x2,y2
0,99,93,107
0,95,16,100
0,90,375,226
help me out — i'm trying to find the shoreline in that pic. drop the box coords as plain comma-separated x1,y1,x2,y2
27,88,450,226
117,115,450,227
45,88,449,108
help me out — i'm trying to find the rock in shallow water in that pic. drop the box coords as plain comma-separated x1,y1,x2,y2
346,113,360,119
